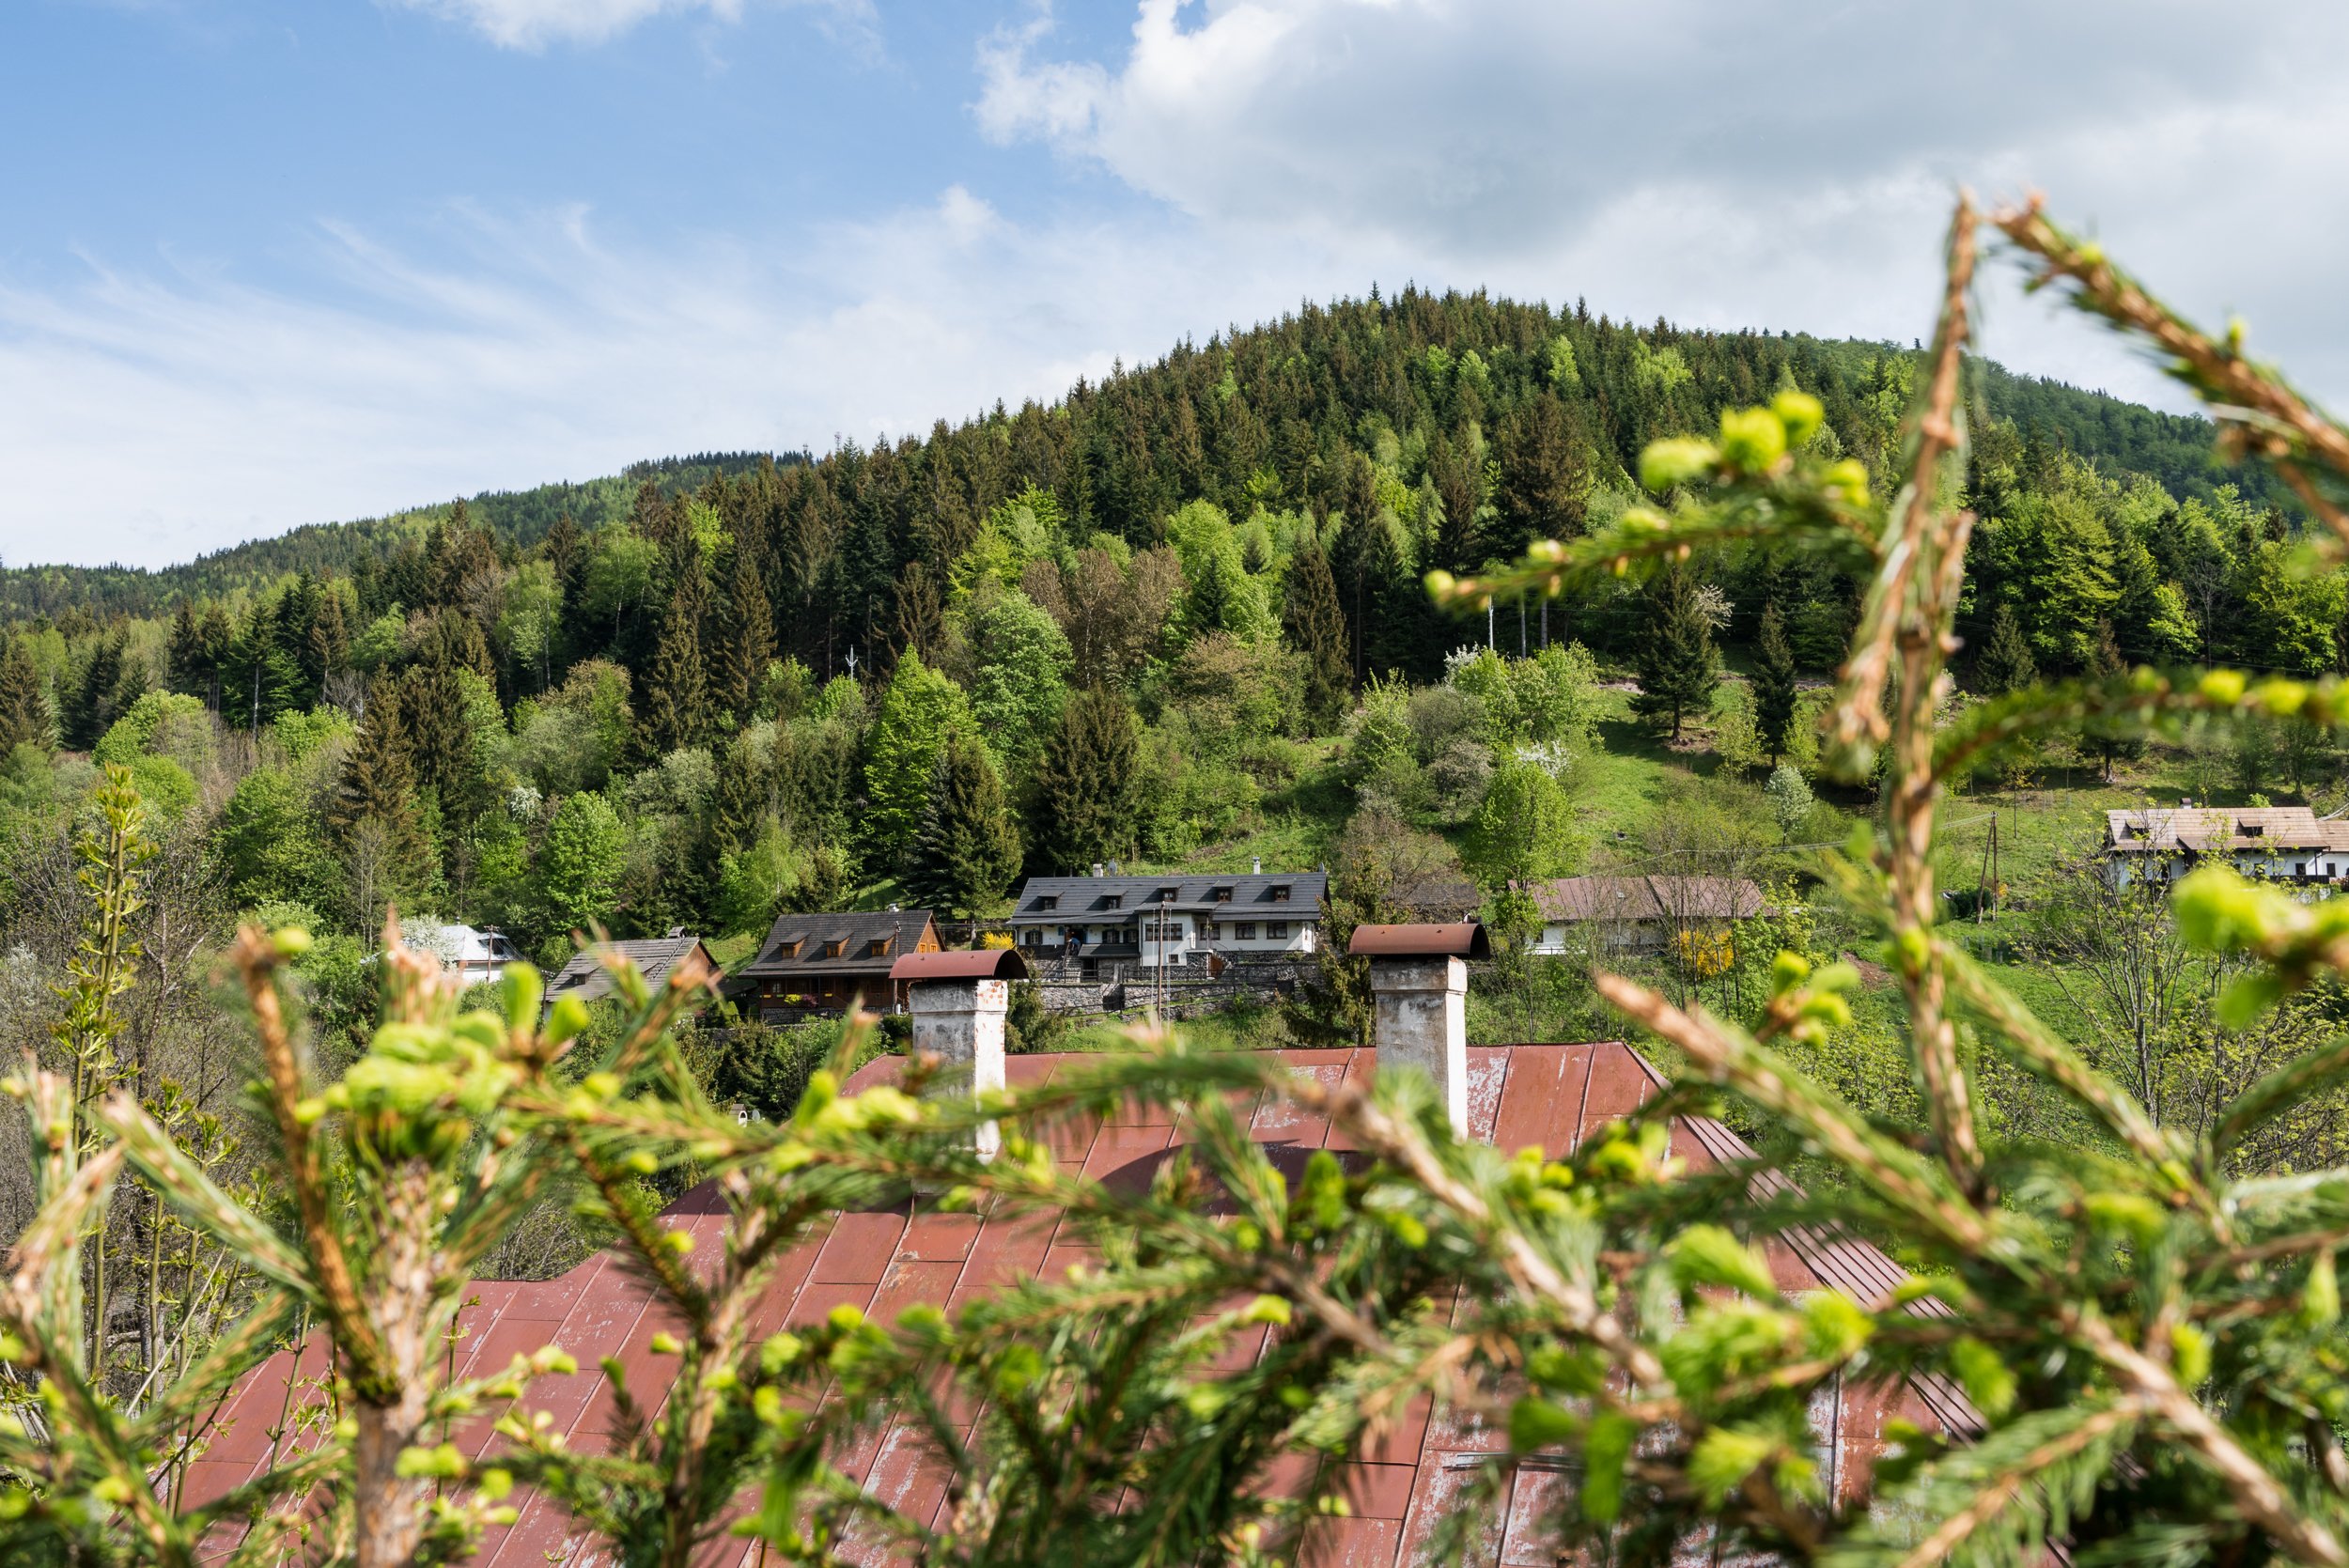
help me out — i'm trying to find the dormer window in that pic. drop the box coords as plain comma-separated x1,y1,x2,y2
1103,894,1122,909
1269,884,1292,902
1211,885,1234,903
779,939,803,958
1035,894,1058,911
1154,886,1177,902
824,939,845,958
868,938,892,957
2244,824,2264,838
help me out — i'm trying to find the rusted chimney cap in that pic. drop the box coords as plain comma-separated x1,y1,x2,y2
1348,923,1491,959
889,949,1030,982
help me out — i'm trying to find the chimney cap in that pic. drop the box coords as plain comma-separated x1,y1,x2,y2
890,949,1030,982
1349,922,1492,959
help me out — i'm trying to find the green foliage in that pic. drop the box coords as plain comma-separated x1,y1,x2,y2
863,649,973,868
1470,753,1582,882
1028,685,1139,875
904,729,1023,919
537,792,628,942
1628,563,1719,740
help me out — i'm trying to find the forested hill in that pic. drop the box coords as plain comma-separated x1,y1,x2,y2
0,290,2270,634
0,451,788,622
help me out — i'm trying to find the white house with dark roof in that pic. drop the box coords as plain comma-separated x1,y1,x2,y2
1008,868,1327,980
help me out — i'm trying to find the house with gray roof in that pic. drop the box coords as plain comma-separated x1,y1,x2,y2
542,930,716,1013
736,908,941,1019
1008,866,1327,982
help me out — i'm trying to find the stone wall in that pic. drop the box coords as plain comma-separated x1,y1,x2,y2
1029,955,1315,1018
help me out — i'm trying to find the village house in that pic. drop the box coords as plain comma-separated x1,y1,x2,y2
541,929,716,1014
1006,864,1327,982
1513,875,1770,958
735,908,941,1020
2103,803,2349,888
397,921,526,987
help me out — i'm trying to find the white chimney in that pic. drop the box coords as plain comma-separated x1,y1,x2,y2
1351,924,1489,1136
1252,856,1263,875
895,952,1024,1160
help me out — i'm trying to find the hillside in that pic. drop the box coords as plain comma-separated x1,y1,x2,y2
0,451,791,623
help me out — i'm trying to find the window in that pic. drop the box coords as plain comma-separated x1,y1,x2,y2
778,939,803,958
1035,894,1058,911
2245,824,2265,837
1211,885,1234,903
869,938,892,957
1154,886,1177,902
1268,922,1289,939
1104,894,1123,909
824,939,845,958
1237,922,1258,940
1269,884,1292,902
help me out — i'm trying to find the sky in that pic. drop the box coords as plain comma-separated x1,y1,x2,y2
4,1,2347,568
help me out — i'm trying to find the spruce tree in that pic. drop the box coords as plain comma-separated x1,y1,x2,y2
0,639,51,753
713,544,774,722
329,679,431,906
1030,685,1139,874
1185,551,1236,640
66,635,124,750
308,591,350,691
1975,600,2038,694
641,587,709,755
906,729,1023,918
1283,539,1350,732
1752,601,1801,764
1629,564,1719,740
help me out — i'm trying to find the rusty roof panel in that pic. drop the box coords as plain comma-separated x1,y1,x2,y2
888,947,1030,981
1347,922,1491,958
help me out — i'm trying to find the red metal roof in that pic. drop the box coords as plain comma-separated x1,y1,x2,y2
886,948,1029,982
185,1043,1958,1567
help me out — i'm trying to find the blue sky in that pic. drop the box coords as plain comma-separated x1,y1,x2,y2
6,1,2347,567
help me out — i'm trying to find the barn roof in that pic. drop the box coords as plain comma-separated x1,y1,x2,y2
183,1042,1961,1567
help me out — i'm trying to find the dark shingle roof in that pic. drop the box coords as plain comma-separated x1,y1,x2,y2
544,936,713,1008
741,910,935,978
1009,872,1327,924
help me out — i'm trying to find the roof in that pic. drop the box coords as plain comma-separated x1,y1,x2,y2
889,949,1028,982
184,1042,1961,1568
1350,923,1492,958
1391,874,1481,921
740,910,936,978
1515,876,1769,924
1008,872,1328,924
545,937,711,1008
2105,804,2349,855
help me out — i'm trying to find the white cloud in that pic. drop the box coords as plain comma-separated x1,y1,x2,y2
976,0,2349,408
381,0,869,50
0,190,1288,567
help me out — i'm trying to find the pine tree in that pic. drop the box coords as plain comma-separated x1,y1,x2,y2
641,587,709,754
1751,601,1801,764
1629,564,1719,740
713,544,775,722
1974,600,2038,694
906,729,1023,918
1283,539,1350,732
1030,685,1139,874
0,639,51,753
1185,551,1236,640
66,634,125,751
308,591,350,691
329,679,431,910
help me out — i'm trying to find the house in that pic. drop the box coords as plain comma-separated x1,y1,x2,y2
2104,803,2349,888
1514,876,1770,957
542,930,716,1013
1006,866,1328,981
397,922,525,987
735,908,941,1019
180,934,1972,1568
